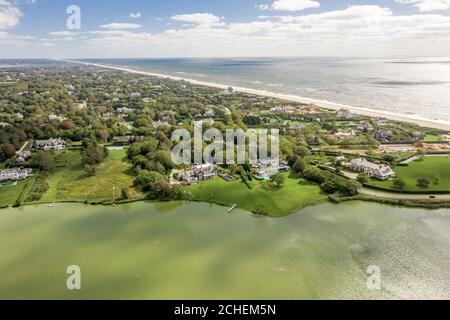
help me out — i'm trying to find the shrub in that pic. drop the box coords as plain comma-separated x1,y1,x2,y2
357,173,369,184
121,187,130,200
292,158,306,173
393,178,405,190
270,173,286,188
417,177,432,188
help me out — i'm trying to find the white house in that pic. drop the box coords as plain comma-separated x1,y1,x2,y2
16,150,31,164
49,114,67,122
76,101,87,109
203,109,215,117
117,107,133,114
0,168,32,182
374,129,393,142
175,164,219,185
102,112,114,119
270,105,296,114
252,160,290,178
358,121,374,132
35,138,66,151
336,108,360,120
347,158,395,180
335,130,356,141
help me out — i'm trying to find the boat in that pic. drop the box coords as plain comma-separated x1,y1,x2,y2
228,204,237,213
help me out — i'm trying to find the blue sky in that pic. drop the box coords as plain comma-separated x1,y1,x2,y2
1,0,450,58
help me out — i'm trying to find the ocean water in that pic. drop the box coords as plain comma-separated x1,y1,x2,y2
84,57,450,125
0,201,449,299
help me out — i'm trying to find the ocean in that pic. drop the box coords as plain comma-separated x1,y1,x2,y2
83,57,450,126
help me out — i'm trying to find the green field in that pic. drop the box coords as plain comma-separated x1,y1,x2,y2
0,180,29,207
369,156,450,192
424,134,443,142
183,173,326,216
37,149,142,203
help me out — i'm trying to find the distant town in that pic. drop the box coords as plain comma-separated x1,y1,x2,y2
1,60,449,215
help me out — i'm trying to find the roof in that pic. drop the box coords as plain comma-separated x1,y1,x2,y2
349,158,394,175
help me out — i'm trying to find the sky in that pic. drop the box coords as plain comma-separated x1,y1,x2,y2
1,0,450,58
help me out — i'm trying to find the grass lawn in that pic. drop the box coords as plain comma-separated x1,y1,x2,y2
369,156,450,192
424,134,443,142
0,180,30,207
37,149,142,203
183,172,326,216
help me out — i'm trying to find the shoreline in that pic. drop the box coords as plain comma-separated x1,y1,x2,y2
68,60,450,131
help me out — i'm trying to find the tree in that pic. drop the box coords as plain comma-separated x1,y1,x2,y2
152,150,174,173
147,179,175,200
270,173,286,188
417,177,431,188
59,120,76,130
82,145,106,165
393,178,405,190
0,143,16,161
342,180,361,196
33,151,55,172
295,146,311,157
121,187,130,199
132,155,149,169
320,176,360,196
357,173,369,184
134,170,166,192
382,154,397,163
292,158,306,173
127,139,157,159
303,167,326,184
321,179,337,193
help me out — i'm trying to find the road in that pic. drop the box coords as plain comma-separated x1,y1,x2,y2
16,140,30,154
360,187,450,200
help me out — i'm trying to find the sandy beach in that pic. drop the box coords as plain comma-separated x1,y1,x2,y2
69,60,450,131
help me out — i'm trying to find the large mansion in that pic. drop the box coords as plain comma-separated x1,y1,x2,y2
347,158,395,181
0,168,32,182
174,164,219,185
35,138,66,151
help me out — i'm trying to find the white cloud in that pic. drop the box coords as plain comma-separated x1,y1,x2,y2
40,42,56,47
128,12,142,19
81,5,450,58
259,0,320,12
89,30,132,36
0,0,22,29
396,0,450,12
100,23,142,30
171,13,223,26
48,31,77,37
